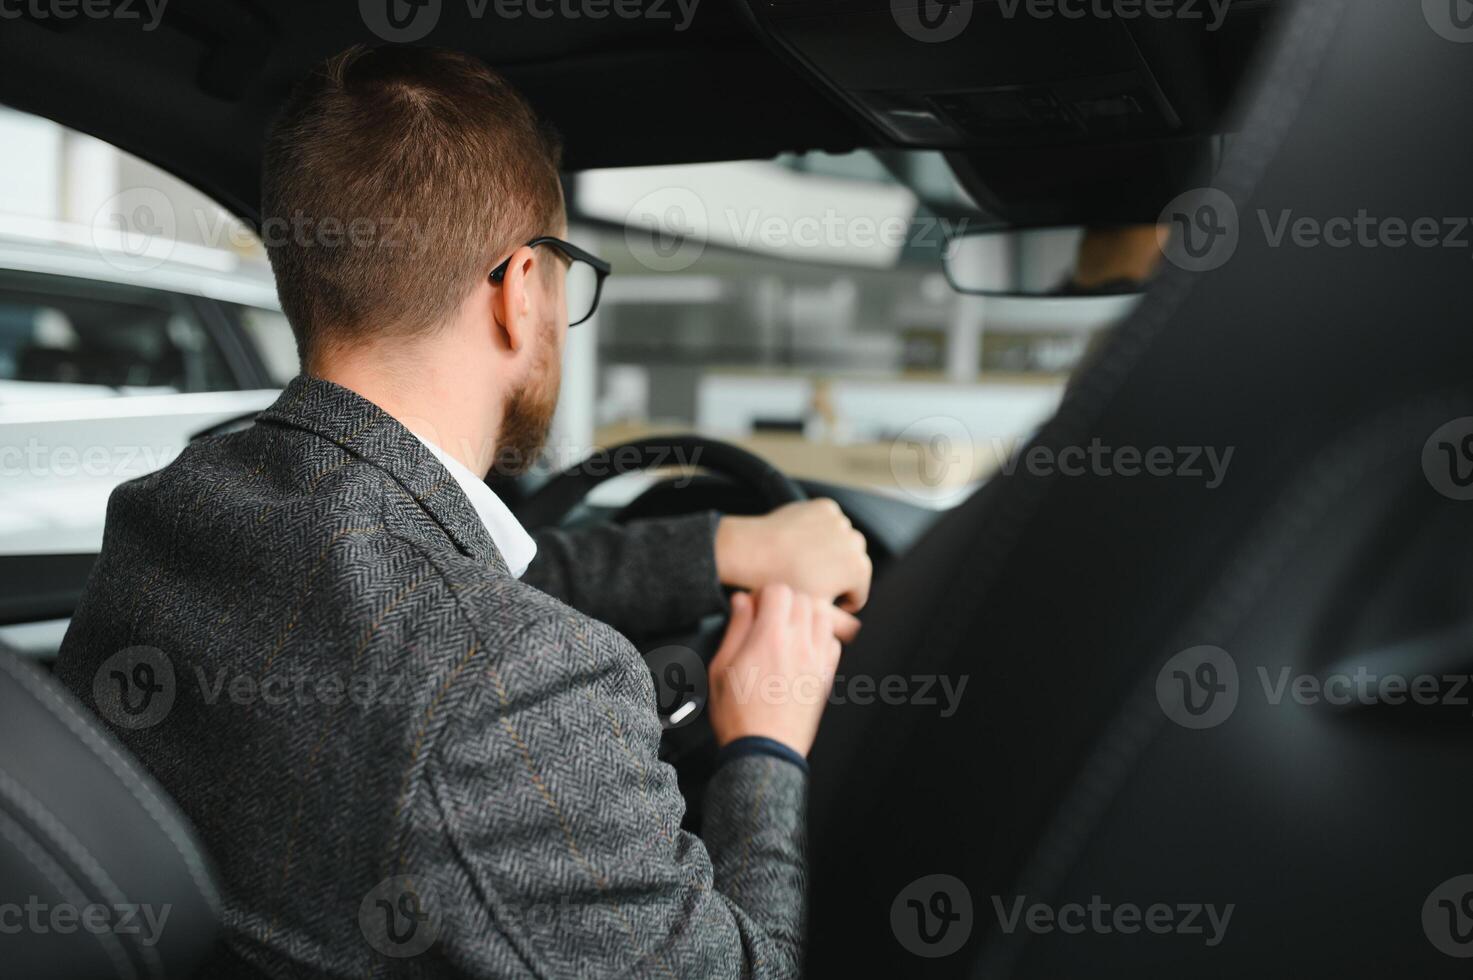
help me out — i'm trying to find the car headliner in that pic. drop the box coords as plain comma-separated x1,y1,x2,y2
0,1,1279,229
0,2,867,224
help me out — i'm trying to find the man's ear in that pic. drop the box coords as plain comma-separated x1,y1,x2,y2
491,244,543,353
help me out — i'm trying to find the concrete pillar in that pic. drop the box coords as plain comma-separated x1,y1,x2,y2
944,230,1013,381
945,293,986,382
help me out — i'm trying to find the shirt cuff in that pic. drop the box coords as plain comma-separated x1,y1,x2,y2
715,735,809,775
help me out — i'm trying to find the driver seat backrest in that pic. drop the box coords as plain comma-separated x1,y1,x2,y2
806,1,1473,976
0,644,220,979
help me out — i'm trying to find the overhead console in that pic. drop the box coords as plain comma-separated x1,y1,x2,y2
742,0,1282,151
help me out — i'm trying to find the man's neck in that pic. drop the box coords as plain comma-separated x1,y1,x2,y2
313,348,502,478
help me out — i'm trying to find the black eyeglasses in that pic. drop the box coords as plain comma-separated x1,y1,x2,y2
488,236,612,327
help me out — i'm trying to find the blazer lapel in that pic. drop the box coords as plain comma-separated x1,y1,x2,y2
257,375,509,573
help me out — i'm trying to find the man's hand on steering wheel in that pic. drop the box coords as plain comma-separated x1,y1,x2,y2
714,499,872,634
518,436,871,770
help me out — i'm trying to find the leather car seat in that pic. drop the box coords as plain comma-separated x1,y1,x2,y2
0,644,219,979
806,1,1473,975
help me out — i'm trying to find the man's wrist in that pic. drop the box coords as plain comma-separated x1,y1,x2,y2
714,514,758,588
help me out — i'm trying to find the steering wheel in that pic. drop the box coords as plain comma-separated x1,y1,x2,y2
518,435,805,781
517,434,804,528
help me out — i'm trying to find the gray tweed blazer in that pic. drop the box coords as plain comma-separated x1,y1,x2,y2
54,375,807,979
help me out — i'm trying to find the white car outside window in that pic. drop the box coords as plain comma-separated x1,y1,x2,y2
0,232,291,558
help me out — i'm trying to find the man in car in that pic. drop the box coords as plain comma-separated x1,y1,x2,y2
54,45,870,978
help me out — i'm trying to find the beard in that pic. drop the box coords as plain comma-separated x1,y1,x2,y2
490,344,560,478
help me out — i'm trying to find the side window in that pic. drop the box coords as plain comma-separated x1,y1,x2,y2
0,271,236,397
230,305,300,387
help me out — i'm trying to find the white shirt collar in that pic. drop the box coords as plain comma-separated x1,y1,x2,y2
407,431,537,578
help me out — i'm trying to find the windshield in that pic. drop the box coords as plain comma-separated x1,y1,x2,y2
561,149,1135,508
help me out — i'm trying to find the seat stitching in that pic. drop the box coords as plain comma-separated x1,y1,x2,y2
0,805,137,980
0,655,220,914
0,766,164,977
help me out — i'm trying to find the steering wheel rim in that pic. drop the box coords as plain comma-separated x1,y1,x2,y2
516,433,805,528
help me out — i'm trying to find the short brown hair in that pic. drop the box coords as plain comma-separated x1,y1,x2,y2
261,46,564,364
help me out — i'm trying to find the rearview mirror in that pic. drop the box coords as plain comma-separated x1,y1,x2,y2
943,225,1162,298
